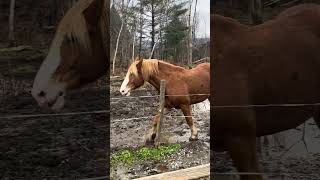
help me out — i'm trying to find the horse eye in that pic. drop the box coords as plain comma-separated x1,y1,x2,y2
38,91,46,97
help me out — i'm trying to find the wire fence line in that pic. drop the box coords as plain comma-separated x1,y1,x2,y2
0,110,108,119
0,94,209,120
211,102,320,108
110,115,201,123
4,94,320,120
110,93,210,101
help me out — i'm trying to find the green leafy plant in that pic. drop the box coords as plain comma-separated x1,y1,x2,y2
111,144,181,167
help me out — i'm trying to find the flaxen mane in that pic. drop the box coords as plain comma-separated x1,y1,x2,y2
128,59,159,81
128,59,188,81
54,0,108,52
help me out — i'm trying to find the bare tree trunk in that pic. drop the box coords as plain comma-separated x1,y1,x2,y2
150,0,155,58
8,0,16,46
249,0,262,25
192,0,198,41
112,20,124,75
149,38,158,59
138,1,143,58
159,0,168,60
132,28,136,62
112,0,125,75
187,0,193,66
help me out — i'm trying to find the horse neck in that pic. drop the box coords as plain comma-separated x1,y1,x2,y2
146,62,184,92
212,15,247,56
212,15,247,41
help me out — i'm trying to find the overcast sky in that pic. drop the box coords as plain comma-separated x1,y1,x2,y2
194,0,210,38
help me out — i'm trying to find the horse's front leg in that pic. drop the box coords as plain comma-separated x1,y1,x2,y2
180,104,198,141
226,135,263,180
145,108,169,145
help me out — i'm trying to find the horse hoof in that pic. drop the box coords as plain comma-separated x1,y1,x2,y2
145,135,155,145
145,139,154,146
189,136,198,141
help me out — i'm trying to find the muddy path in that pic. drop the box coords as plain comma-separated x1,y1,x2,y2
110,84,210,179
213,121,320,180
0,88,108,180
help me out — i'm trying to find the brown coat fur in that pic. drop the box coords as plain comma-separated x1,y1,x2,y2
212,4,320,180
124,59,210,143
147,61,210,108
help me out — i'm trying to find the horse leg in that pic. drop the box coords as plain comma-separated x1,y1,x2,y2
145,108,169,145
180,104,198,141
225,135,263,180
314,113,320,129
145,114,160,145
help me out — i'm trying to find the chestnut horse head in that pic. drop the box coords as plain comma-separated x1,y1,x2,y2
32,0,109,110
120,58,159,96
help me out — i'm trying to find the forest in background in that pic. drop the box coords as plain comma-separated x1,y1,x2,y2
0,0,210,76
0,0,82,49
213,0,320,25
110,0,210,75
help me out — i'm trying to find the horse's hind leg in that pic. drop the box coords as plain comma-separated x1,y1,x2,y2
315,118,320,129
180,104,198,141
314,115,320,129
226,135,263,180
313,107,320,129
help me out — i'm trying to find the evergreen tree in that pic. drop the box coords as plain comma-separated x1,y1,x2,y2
163,2,188,62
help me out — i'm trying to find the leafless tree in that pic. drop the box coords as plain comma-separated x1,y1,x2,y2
8,0,16,46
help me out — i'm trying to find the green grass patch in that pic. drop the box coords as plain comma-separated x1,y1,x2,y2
111,144,181,167
12,65,35,75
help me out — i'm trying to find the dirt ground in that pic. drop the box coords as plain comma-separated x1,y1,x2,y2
110,84,210,179
0,49,108,179
213,121,320,180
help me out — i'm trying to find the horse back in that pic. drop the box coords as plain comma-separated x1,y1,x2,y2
184,63,210,102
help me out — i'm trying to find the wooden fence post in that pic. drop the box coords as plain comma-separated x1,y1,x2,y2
155,80,166,146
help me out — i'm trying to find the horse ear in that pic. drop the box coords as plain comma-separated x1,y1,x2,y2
83,0,104,28
133,56,139,62
136,59,143,72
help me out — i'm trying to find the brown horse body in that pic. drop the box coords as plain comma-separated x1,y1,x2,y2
212,4,320,180
120,59,210,142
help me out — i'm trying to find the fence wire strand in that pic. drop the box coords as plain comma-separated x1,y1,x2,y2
0,110,108,119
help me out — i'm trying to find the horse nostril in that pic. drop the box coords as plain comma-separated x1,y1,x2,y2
38,91,46,97
58,91,64,97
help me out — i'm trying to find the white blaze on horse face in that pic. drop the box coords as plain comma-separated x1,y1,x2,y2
120,73,132,96
31,37,67,110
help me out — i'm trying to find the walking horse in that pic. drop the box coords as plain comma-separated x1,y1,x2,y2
31,0,109,110
120,58,210,143
212,4,320,180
